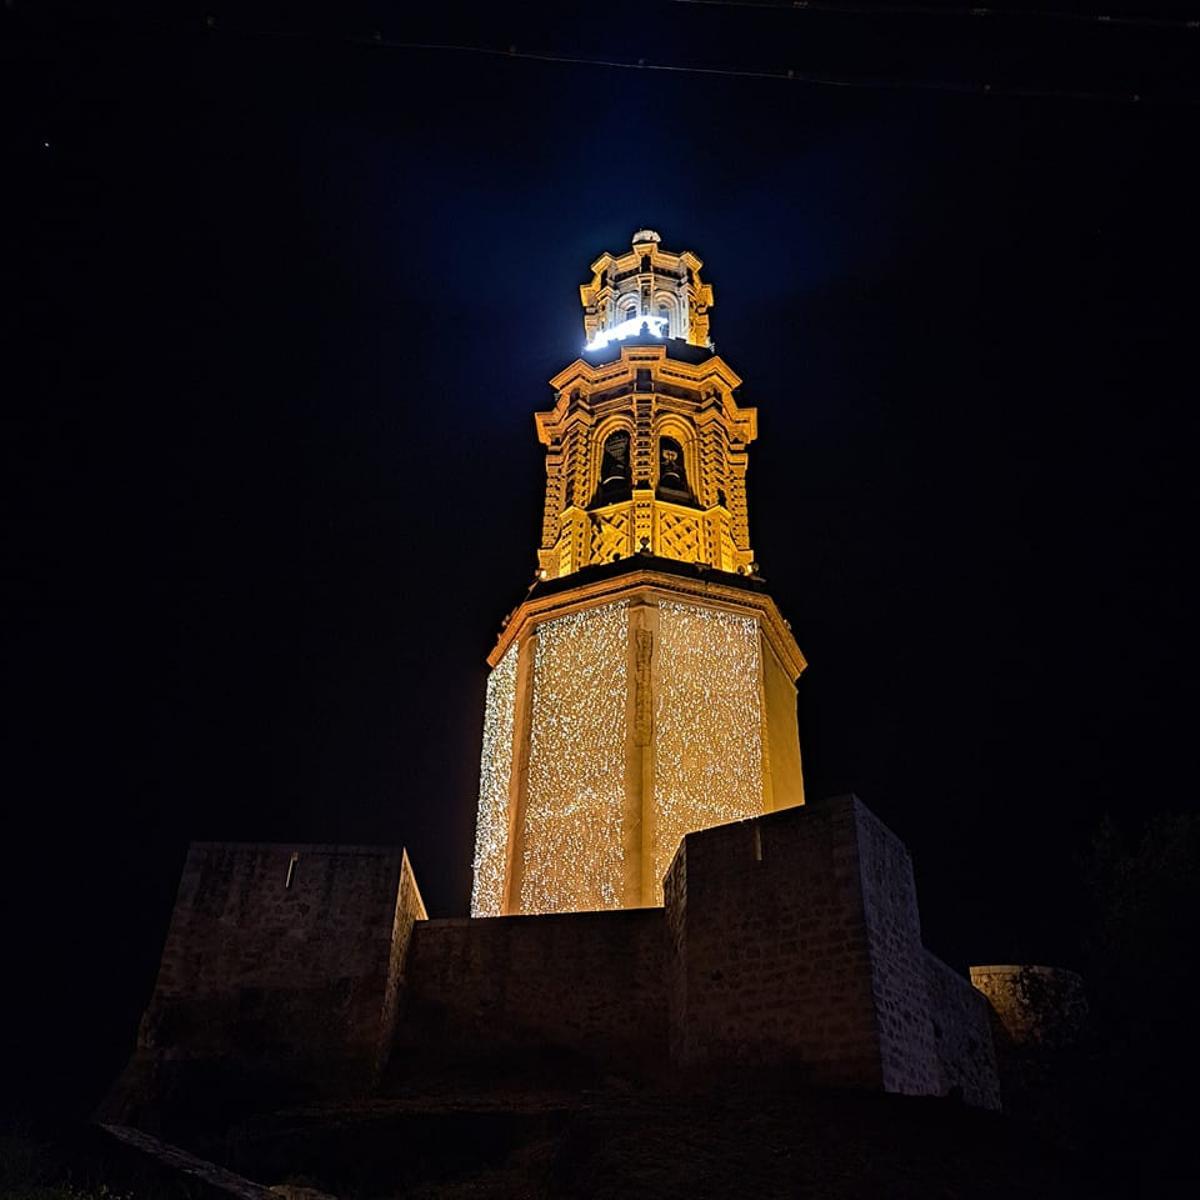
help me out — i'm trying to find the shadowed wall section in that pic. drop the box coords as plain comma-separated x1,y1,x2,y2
666,798,890,1086
925,952,1003,1109
109,799,1008,1131
396,909,667,1068
103,843,425,1129
664,797,997,1105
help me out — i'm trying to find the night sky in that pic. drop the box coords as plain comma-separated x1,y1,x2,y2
6,2,1198,1120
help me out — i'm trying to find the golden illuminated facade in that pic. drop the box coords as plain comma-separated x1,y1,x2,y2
471,230,807,917
538,229,754,579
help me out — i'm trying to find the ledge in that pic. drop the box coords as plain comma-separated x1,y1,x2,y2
580,332,716,367
490,555,806,679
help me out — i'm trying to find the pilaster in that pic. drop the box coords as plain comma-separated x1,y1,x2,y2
501,631,537,914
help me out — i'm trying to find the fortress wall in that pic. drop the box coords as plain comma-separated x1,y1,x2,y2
664,799,885,1087
851,801,939,1097
665,798,960,1099
379,851,429,1068
969,964,1088,1049
104,843,414,1127
107,802,1011,1125
924,952,1002,1110
399,908,667,1064
137,843,407,1067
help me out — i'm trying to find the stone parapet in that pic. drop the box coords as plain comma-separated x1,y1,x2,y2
969,964,1088,1049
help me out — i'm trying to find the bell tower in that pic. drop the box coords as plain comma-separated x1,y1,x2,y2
537,230,754,579
471,231,806,918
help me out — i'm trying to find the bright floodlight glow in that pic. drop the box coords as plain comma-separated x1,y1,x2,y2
585,314,669,351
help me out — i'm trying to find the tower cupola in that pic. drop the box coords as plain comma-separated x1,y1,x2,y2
580,229,714,351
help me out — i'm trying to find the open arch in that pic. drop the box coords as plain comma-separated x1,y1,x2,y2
652,416,700,507
655,436,692,504
652,415,701,502
588,415,636,509
597,431,632,505
653,291,681,339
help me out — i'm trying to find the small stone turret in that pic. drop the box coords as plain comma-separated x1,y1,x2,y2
969,965,1088,1048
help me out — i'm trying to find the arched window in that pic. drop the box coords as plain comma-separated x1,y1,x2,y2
656,436,694,504
594,430,632,505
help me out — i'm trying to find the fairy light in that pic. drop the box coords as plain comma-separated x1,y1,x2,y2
652,600,764,900
520,602,629,914
469,644,518,917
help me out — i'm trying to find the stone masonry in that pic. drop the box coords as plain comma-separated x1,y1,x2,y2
926,952,1004,1108
397,908,667,1067
109,798,1006,1125
104,843,425,1127
663,796,992,1103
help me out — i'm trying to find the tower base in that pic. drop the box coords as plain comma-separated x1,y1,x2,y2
473,556,808,916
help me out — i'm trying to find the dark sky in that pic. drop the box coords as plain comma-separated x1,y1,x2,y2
5,1,1198,1119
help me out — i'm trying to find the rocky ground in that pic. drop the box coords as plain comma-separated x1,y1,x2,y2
231,1080,1111,1199
8,1067,1121,1199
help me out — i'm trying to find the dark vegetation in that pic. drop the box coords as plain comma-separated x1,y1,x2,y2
998,812,1200,1193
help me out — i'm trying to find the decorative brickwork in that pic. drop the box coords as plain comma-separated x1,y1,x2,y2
578,230,713,350
535,346,758,579
531,233,761,581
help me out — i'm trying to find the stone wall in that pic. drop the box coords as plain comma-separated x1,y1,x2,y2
925,952,1002,1109
379,850,429,1069
969,964,1088,1048
104,843,423,1126
851,801,939,1096
398,908,667,1065
664,797,975,1100
665,798,887,1088
108,801,1009,1125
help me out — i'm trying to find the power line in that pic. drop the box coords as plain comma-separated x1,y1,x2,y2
671,0,1200,32
14,17,1194,105
332,31,1189,106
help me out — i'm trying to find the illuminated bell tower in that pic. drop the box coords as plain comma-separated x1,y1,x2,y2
471,230,806,917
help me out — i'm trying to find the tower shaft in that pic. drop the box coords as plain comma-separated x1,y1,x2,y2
471,231,806,917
